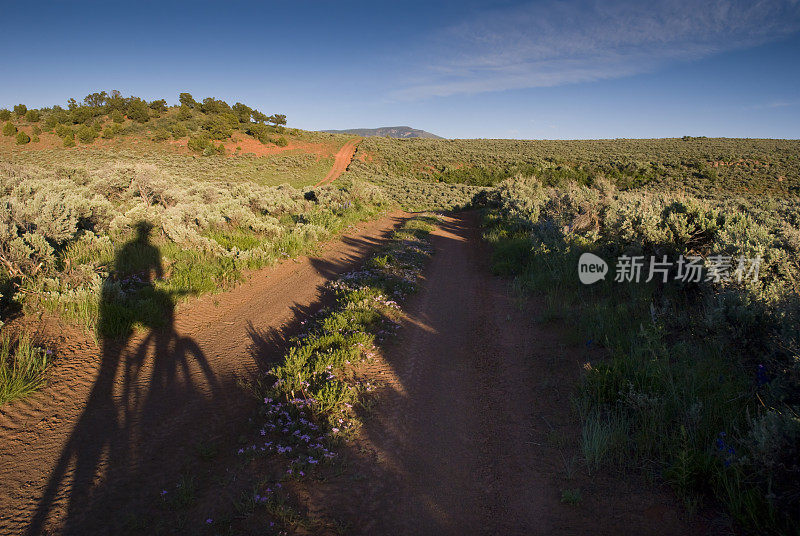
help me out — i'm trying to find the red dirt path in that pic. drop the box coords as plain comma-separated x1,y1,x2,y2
0,213,407,535
314,137,360,187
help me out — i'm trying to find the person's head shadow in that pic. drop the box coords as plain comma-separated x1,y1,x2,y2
98,220,172,341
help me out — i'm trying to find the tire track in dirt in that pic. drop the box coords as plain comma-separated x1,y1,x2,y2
314,137,360,187
305,212,719,535
0,211,407,536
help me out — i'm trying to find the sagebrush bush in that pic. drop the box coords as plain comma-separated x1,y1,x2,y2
15,131,30,145
24,109,40,122
0,158,389,340
0,109,10,121
482,175,800,533
2,122,16,137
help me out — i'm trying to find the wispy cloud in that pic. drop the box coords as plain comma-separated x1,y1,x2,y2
394,0,800,99
744,99,800,110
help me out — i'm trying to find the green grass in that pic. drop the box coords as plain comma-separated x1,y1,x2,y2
0,332,49,405
482,177,800,534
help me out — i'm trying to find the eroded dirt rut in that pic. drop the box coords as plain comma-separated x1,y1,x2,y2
314,137,360,187
0,212,406,535
306,213,709,535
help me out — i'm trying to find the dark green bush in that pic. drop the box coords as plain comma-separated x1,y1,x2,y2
151,128,170,141
170,124,188,139
43,115,59,130
13,104,27,117
179,92,196,108
76,124,98,144
199,97,231,114
111,110,125,124
275,136,288,147
176,105,193,121
24,110,40,122
2,122,17,136
246,123,271,143
55,124,73,139
188,134,225,155
0,109,10,121
202,114,236,140
63,136,76,147
148,99,168,113
15,131,30,145
126,98,150,123
70,106,96,124
101,125,119,139
232,102,252,123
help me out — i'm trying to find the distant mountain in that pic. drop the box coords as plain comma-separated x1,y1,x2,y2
322,126,443,139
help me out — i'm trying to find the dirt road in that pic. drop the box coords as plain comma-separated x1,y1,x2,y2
0,212,406,535
305,213,711,535
314,137,360,187
1,211,717,535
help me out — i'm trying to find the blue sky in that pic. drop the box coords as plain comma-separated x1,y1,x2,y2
2,0,799,139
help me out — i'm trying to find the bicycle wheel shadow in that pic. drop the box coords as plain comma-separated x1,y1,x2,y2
26,221,222,535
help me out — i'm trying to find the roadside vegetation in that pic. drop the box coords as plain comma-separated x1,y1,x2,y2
0,160,388,338
153,215,437,533
482,175,799,533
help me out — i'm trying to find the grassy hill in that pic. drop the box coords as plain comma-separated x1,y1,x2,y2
0,91,356,188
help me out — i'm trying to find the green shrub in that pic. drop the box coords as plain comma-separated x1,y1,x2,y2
15,131,31,145
55,124,73,139
111,110,125,124
151,128,170,142
187,134,210,153
43,115,59,130
177,105,193,121
63,136,76,147
170,123,188,139
2,122,16,136
149,99,168,113
0,109,10,121
202,114,236,140
102,125,120,139
32,125,41,135
31,135,39,143
179,92,196,108
0,332,49,406
275,136,288,147
126,98,150,123
76,124,98,144
24,109,40,122
13,104,27,117
247,123,271,144
481,176,800,533
70,106,96,124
